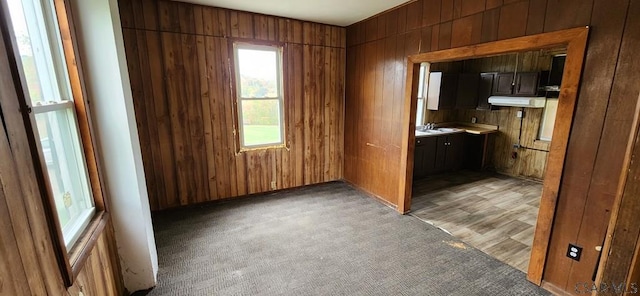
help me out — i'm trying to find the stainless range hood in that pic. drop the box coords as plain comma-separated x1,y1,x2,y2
488,96,546,108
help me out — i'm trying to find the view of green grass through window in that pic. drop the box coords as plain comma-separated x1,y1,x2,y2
235,44,284,148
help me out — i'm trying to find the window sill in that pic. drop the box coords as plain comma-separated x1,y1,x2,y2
67,210,109,285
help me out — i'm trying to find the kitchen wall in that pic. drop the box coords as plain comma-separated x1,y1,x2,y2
119,0,345,211
345,0,640,293
438,50,556,180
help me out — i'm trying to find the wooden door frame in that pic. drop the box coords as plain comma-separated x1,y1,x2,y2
397,27,590,285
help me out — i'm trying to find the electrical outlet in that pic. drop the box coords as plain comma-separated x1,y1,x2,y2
270,181,276,190
471,117,477,123
516,110,523,118
567,244,582,261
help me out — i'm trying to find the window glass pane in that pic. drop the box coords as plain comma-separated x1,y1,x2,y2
7,0,71,104
416,98,424,127
237,48,278,98
36,108,95,250
539,98,559,141
241,99,282,146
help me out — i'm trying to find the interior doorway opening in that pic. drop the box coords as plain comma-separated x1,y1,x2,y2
398,27,589,285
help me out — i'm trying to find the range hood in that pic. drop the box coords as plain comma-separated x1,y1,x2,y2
488,96,546,108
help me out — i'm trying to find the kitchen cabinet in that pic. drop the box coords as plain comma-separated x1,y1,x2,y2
455,73,480,109
427,72,457,110
493,72,514,95
413,136,437,179
434,133,465,172
491,72,540,96
477,72,496,110
514,72,539,95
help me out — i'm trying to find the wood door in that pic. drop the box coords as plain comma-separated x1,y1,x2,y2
444,133,465,171
515,72,540,96
493,72,514,95
455,73,480,109
477,73,495,110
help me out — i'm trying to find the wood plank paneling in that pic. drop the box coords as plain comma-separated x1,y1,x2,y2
120,0,345,210
451,13,483,47
543,0,630,290
498,1,529,40
345,0,639,294
544,0,593,32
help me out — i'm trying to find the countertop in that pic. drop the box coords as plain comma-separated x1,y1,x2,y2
415,123,498,138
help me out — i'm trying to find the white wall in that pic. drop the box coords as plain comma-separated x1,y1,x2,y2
68,0,158,292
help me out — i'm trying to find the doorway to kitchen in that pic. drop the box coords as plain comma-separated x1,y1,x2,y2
398,27,589,285
408,49,566,273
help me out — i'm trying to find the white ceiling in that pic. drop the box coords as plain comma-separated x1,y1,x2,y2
176,0,411,26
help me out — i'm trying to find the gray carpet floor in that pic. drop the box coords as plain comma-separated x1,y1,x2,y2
148,181,550,296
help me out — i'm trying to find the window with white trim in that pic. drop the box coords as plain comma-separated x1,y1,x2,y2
233,42,285,149
416,62,428,127
8,0,95,251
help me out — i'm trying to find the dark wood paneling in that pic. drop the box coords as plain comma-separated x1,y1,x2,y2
543,0,630,290
481,8,500,42
498,1,529,40
121,0,345,210
486,0,504,9
461,0,486,16
526,0,547,35
451,13,483,47
345,0,638,294
407,0,424,31
438,21,453,49
422,0,441,27
544,0,593,32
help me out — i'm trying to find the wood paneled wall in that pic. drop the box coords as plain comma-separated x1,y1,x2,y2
118,0,345,211
0,19,124,295
345,0,640,293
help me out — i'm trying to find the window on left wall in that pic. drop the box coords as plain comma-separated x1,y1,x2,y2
6,0,104,285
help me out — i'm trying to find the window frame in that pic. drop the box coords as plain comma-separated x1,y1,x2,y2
538,97,559,142
1,0,108,286
232,40,286,151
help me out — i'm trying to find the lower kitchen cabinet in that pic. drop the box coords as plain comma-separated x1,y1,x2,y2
413,136,437,179
435,133,465,173
414,133,465,179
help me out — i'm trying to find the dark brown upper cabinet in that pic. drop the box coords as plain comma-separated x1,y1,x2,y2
455,73,480,109
493,72,515,95
514,72,540,95
492,72,540,96
477,72,496,110
427,72,458,110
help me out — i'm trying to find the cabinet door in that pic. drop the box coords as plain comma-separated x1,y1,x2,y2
477,73,495,110
493,72,514,95
455,73,479,109
439,73,458,109
422,136,438,175
413,138,426,179
434,136,447,173
444,133,465,171
515,72,539,95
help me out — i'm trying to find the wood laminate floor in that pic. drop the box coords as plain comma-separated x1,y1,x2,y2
410,170,542,273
